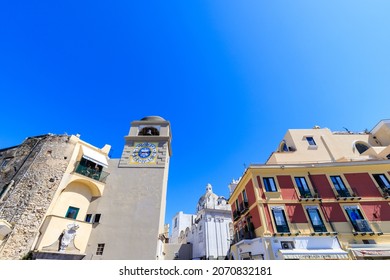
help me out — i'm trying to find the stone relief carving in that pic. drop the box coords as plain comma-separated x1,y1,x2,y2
59,223,79,252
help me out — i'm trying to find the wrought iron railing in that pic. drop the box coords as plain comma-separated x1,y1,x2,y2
233,229,256,244
336,189,351,198
275,224,290,233
312,223,327,233
240,201,249,214
354,219,372,233
299,190,313,199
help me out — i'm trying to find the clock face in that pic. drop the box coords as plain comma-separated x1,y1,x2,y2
131,142,157,163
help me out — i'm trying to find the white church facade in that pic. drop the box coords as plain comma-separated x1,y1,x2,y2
170,184,233,260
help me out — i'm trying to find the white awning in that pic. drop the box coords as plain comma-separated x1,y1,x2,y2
81,146,108,168
280,249,349,260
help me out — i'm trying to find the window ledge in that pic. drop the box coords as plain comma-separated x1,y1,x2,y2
273,232,292,237
336,196,361,201
311,232,338,236
353,231,376,236
299,197,322,202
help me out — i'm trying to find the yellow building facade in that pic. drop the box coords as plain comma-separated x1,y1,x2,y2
33,135,110,259
229,120,390,260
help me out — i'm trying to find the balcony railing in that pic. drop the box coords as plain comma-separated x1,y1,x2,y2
299,190,313,198
354,219,372,233
74,162,109,183
382,188,390,198
233,229,256,244
275,224,290,233
240,201,249,214
312,224,327,233
336,189,351,198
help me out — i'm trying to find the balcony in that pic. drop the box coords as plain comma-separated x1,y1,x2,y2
299,192,322,202
381,188,390,199
74,161,109,183
336,189,361,201
299,190,313,202
300,190,313,198
336,189,351,197
312,224,327,233
240,201,249,214
353,219,373,235
275,224,290,234
233,229,256,244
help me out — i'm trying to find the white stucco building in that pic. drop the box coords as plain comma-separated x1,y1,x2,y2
170,184,233,260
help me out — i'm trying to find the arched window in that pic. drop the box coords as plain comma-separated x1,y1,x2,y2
354,142,369,154
278,141,289,152
138,126,160,136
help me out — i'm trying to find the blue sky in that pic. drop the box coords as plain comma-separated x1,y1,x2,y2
1,1,389,227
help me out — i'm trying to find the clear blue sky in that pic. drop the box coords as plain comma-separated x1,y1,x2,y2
1,1,389,227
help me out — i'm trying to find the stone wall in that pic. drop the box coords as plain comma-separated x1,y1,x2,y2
0,137,42,195
0,135,75,259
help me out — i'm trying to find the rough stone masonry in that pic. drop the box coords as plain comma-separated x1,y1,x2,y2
0,135,75,259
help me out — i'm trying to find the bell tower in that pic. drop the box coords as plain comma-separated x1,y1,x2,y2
119,116,172,168
115,116,172,259
85,116,172,260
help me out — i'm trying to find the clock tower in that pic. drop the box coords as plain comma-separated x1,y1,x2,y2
85,116,172,260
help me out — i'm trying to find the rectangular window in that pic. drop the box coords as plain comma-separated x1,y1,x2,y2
85,214,93,223
373,174,390,190
295,177,312,198
242,190,248,202
271,207,290,233
306,136,316,146
96,243,105,255
65,206,79,220
263,177,278,192
330,176,351,197
94,214,101,223
344,206,372,232
174,217,178,228
235,200,240,212
306,207,327,232
244,216,255,239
